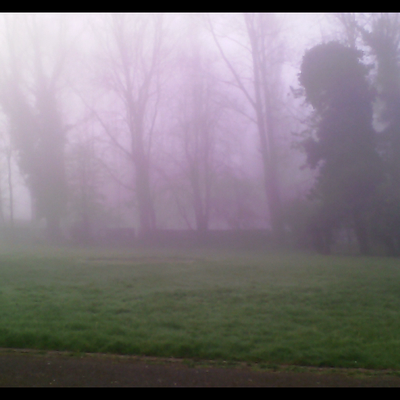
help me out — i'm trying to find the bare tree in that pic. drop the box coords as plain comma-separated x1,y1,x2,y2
158,17,241,235
90,13,168,237
175,49,217,234
206,13,288,243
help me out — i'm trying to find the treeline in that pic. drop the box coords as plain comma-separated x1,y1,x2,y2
295,14,400,256
0,14,300,245
0,13,398,256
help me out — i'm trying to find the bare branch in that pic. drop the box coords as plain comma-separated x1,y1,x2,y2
205,14,257,110
95,153,134,192
72,86,133,161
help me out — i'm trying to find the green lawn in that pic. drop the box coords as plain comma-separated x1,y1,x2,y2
0,245,400,370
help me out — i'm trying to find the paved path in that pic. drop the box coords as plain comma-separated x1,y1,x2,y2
1,349,400,387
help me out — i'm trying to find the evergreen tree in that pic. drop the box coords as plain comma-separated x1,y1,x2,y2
299,41,382,255
360,14,400,255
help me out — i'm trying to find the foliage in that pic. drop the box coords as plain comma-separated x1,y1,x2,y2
298,42,382,255
0,78,67,239
368,181,400,256
0,16,68,241
359,14,400,255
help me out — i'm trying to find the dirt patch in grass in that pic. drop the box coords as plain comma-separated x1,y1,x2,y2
1,348,400,387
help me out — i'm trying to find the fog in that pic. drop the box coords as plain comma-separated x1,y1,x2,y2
0,13,379,250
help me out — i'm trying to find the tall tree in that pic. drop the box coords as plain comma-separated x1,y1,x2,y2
169,27,227,235
333,13,400,255
206,13,287,243
91,13,166,237
0,122,15,234
359,14,400,255
0,15,69,241
299,41,382,255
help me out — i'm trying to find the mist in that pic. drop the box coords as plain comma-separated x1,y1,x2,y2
3,13,400,384
0,12,397,256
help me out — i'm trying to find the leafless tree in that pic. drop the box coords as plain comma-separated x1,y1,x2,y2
90,13,169,237
206,13,288,242
158,18,243,235
175,49,218,233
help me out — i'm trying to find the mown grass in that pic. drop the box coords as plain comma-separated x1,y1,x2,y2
0,245,400,370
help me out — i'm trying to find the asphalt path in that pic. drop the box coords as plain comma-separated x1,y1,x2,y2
1,349,400,387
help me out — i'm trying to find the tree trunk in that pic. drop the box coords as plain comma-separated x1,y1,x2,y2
6,150,14,241
264,165,284,244
135,155,156,238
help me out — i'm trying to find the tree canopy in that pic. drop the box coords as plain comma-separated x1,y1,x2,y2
299,41,382,255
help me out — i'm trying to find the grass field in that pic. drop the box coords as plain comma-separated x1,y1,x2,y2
0,245,400,370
